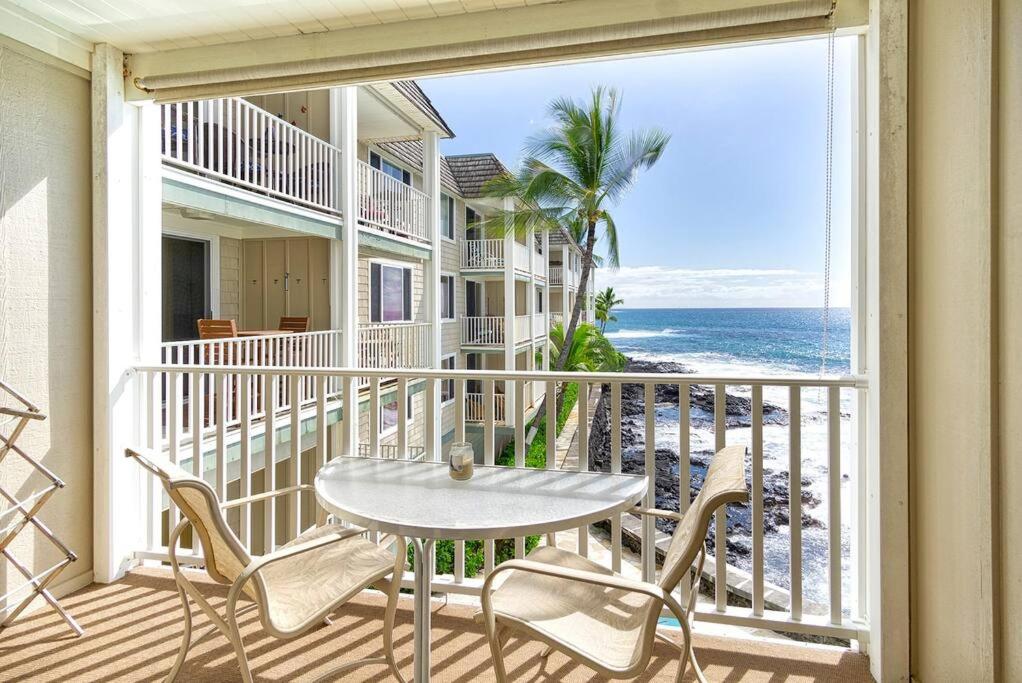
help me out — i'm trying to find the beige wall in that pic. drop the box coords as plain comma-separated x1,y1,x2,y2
0,42,94,598
220,237,241,321
907,0,1020,679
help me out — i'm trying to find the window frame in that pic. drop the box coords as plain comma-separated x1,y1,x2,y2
440,272,456,321
379,392,415,437
369,259,414,323
440,354,456,406
440,193,456,241
369,150,412,186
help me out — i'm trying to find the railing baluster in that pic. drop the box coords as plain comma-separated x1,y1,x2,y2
289,375,301,541
191,371,203,480
545,380,557,548
264,373,276,553
514,380,526,559
789,384,803,620
167,371,181,537
611,381,622,572
316,375,328,466
642,382,656,583
454,378,466,584
145,371,160,550
215,372,227,501
239,373,252,547
396,378,408,458
678,382,691,604
828,386,842,624
577,380,589,557
483,378,495,574
752,385,764,616
714,383,727,612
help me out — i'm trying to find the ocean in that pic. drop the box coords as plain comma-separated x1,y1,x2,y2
603,308,856,614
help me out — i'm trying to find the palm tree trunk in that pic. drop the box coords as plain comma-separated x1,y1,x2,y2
525,221,597,446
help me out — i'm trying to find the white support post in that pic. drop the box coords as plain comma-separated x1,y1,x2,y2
543,230,551,371
503,197,516,419
525,224,536,406
561,244,571,324
423,131,442,459
331,86,358,454
92,44,162,583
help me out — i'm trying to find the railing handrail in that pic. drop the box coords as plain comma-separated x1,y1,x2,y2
133,363,867,388
161,329,331,349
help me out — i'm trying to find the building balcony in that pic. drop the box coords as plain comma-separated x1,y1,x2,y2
461,315,547,348
461,238,546,278
161,98,431,246
549,265,580,288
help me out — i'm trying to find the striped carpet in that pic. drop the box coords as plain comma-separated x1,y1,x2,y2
0,568,871,681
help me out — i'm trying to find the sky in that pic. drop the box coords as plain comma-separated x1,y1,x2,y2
418,36,856,309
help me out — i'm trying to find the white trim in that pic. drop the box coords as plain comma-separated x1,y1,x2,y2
162,229,221,319
368,258,415,323
439,354,457,407
440,272,457,321
0,2,92,74
440,192,456,242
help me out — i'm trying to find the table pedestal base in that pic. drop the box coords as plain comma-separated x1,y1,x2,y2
410,538,435,682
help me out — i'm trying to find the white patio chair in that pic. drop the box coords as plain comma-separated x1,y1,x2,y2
480,444,748,683
125,447,408,683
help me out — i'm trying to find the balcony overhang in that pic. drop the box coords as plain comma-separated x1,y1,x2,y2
162,170,339,239
358,227,431,260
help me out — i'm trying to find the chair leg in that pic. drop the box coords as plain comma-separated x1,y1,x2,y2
166,584,193,683
226,614,254,683
484,622,509,683
378,577,407,683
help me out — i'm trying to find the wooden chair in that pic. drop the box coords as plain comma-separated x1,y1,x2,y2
278,316,310,333
197,319,238,340
125,447,407,683
480,444,749,683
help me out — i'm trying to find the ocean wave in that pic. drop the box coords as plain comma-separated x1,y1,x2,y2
604,328,683,340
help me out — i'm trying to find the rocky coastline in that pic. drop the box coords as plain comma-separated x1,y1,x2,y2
586,358,821,565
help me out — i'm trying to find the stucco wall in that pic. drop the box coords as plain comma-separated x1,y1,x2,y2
0,42,94,599
907,1,1020,679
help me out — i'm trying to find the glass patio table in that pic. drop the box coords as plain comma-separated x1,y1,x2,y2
314,456,648,682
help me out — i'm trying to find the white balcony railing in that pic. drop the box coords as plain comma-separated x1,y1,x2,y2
462,316,504,346
465,392,506,423
357,160,430,243
533,313,547,340
132,363,867,641
461,239,504,270
358,322,432,370
161,99,342,215
549,266,564,285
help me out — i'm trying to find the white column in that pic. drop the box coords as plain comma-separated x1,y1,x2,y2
92,44,161,582
561,245,571,324
525,225,536,406
503,197,516,419
331,86,359,454
542,230,551,371
423,131,442,459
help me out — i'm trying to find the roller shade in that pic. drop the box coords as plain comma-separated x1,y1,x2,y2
132,0,837,102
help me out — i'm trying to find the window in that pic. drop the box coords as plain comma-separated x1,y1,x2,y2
440,194,455,240
369,151,412,185
440,356,455,405
441,275,455,320
370,262,413,322
465,207,481,240
536,286,544,313
380,393,414,435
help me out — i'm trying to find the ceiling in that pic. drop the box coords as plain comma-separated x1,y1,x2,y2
8,0,558,53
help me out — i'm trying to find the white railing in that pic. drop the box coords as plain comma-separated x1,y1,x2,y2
462,316,504,346
357,323,431,370
513,315,532,344
549,266,564,285
461,239,504,270
465,392,506,423
161,99,341,215
357,160,429,243
533,313,547,340
132,363,866,640
513,241,531,270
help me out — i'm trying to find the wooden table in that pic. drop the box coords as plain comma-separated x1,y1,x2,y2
314,456,647,682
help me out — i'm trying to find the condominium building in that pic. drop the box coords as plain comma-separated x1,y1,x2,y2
157,83,593,459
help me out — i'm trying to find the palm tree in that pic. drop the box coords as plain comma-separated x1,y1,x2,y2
595,287,624,333
484,86,669,372
538,322,626,372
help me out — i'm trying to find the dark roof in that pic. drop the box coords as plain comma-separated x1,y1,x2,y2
391,81,455,139
376,140,460,194
445,153,511,198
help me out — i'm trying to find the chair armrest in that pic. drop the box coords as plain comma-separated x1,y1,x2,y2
220,484,315,510
632,506,683,521
482,559,669,605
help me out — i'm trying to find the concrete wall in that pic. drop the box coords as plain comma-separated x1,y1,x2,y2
0,41,94,599
907,1,1020,679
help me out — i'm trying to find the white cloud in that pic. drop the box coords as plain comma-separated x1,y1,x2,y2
594,266,849,309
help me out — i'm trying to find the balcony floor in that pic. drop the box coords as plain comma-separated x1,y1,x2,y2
1,567,871,681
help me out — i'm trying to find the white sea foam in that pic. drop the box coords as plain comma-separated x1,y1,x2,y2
604,328,683,340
